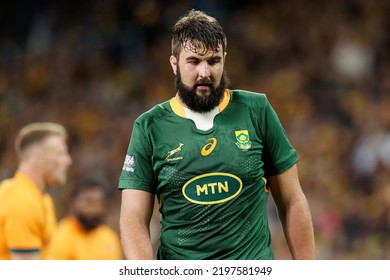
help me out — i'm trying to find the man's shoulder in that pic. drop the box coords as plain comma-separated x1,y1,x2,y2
229,89,269,107
1,175,40,197
0,178,13,195
53,217,86,241
0,179,42,217
0,177,23,200
97,224,120,239
0,175,17,188
135,100,172,128
56,216,75,229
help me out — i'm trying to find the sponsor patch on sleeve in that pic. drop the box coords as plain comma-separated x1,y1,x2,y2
122,155,136,172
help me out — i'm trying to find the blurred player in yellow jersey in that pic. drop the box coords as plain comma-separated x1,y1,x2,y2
46,177,122,260
0,122,72,260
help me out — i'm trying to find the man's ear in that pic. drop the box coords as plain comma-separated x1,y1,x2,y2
170,55,177,75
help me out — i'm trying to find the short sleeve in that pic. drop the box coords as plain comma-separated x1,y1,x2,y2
118,119,157,193
260,98,299,176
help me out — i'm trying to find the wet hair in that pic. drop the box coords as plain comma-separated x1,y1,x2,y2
15,122,67,159
171,9,227,57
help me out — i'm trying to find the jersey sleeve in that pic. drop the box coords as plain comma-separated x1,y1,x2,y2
118,119,157,193
260,97,299,177
3,197,43,254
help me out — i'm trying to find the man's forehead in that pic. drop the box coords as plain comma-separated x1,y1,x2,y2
181,41,223,57
77,189,104,199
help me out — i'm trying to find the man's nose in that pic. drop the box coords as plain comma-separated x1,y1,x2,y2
198,62,210,78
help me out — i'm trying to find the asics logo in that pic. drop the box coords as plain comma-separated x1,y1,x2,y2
201,138,217,156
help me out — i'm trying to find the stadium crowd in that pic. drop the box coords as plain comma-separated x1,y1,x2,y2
1,0,390,259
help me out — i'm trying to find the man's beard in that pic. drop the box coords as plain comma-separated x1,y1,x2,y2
176,68,229,113
75,213,104,231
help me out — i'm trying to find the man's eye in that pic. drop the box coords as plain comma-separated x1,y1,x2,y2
189,60,199,65
208,59,219,65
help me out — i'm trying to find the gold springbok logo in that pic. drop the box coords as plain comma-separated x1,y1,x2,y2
166,143,184,161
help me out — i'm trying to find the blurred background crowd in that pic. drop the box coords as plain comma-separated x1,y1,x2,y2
1,0,390,259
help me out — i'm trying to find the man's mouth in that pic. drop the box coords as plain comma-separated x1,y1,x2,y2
196,84,211,90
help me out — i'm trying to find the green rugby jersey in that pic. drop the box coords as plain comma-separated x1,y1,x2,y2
119,89,298,259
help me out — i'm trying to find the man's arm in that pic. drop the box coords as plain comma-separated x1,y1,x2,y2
268,164,315,259
120,189,155,260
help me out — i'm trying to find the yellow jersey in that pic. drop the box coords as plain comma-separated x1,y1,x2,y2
0,171,57,259
46,216,122,260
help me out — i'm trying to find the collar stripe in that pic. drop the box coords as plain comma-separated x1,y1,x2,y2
170,89,231,117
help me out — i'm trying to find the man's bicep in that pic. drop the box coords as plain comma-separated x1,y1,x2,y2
120,189,155,225
269,164,303,207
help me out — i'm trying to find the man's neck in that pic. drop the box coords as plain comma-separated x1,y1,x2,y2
18,164,45,192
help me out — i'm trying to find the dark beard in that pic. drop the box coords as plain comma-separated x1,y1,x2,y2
75,213,104,231
176,69,229,113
